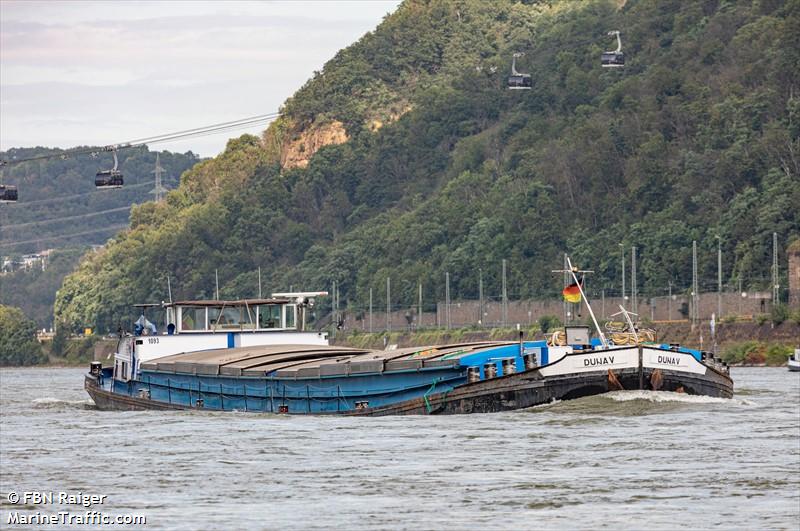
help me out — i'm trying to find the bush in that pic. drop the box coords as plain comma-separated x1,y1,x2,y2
0,305,47,366
754,313,770,326
63,335,100,364
764,344,792,366
721,341,759,364
722,341,793,366
538,315,562,334
770,304,789,326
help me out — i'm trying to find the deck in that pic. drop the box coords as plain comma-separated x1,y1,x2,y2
138,341,512,377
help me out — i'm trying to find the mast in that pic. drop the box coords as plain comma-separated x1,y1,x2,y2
553,256,609,348
611,305,639,343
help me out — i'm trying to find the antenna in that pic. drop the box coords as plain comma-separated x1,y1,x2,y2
692,240,699,327
552,257,609,347
773,232,779,305
631,245,637,314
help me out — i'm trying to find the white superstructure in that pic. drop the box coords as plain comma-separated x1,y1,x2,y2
113,293,329,381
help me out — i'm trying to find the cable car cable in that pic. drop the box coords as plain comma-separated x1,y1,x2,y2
1,206,132,230
0,112,281,167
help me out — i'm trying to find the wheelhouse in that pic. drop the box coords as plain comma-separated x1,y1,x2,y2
166,298,298,334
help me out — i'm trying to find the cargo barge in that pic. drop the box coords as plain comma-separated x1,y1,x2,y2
85,264,733,415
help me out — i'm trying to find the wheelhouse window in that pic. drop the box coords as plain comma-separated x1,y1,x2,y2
208,306,243,330
180,307,206,331
257,305,282,329
285,305,296,329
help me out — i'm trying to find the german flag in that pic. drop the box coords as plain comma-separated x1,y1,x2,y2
562,280,582,303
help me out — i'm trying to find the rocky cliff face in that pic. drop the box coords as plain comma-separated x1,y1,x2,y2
280,121,349,169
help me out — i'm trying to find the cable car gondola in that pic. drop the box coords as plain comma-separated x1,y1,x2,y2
0,184,18,203
95,170,123,188
601,31,625,68
507,52,532,90
95,148,124,189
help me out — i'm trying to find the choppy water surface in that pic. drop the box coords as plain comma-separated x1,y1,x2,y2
1,368,798,530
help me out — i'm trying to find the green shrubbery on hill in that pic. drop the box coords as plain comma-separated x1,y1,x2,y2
55,0,799,331
0,305,46,366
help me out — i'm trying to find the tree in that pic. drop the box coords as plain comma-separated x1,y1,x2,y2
0,305,47,366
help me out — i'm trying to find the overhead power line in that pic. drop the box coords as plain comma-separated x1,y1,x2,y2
3,181,154,207
0,224,130,248
1,205,132,230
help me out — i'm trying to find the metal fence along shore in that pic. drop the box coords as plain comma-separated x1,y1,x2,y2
333,287,797,334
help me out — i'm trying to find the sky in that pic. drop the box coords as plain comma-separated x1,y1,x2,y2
0,0,402,157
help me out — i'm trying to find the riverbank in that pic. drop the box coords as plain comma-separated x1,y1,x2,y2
2,321,796,368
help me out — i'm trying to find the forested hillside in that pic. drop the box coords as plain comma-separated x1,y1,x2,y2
0,147,200,326
0,146,200,253
0,248,84,328
56,0,800,332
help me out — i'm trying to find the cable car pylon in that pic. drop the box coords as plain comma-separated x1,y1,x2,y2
150,153,168,201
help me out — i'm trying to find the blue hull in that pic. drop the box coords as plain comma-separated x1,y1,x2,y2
98,366,465,413
85,343,734,415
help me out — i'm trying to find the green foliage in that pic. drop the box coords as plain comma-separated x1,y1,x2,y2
50,326,68,358
721,341,760,365
0,248,85,328
538,314,562,334
791,308,800,326
770,303,789,325
0,305,47,366
60,336,100,365
722,341,793,366
764,343,793,365
755,313,770,326
52,0,800,330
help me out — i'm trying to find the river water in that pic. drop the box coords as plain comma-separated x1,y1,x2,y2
1,367,798,530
